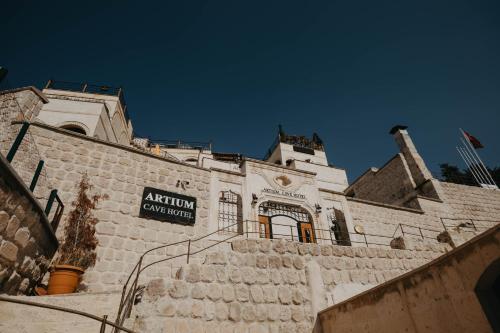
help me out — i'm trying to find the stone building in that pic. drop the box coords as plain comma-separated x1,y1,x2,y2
0,81,499,332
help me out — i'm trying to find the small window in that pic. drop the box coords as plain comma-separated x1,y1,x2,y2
61,125,86,135
184,158,198,165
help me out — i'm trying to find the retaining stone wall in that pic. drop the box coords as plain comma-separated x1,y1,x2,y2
0,88,52,207
133,238,449,333
0,155,58,295
29,124,212,292
313,225,500,333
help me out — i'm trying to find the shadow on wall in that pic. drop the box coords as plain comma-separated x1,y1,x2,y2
475,258,500,332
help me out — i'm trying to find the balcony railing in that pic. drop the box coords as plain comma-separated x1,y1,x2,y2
148,139,212,151
44,79,130,123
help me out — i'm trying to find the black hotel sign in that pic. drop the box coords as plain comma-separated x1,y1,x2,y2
139,187,196,225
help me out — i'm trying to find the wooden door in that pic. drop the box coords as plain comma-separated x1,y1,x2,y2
300,223,315,243
258,215,271,239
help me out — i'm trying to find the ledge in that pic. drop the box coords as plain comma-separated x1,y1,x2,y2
416,194,443,203
242,157,317,176
0,153,58,248
209,168,246,177
0,86,49,103
22,121,211,172
318,188,346,196
346,196,425,214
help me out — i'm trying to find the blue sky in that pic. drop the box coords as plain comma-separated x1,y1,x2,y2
3,0,499,181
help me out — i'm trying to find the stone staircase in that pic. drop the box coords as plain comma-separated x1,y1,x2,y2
0,291,123,333
0,238,451,333
130,238,450,333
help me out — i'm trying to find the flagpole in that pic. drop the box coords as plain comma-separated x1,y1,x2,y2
458,145,488,186
459,138,491,186
459,128,497,186
456,147,483,186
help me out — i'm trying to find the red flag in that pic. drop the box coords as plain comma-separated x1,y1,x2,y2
464,131,484,149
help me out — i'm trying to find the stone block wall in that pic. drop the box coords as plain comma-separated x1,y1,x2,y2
0,88,52,207
347,198,439,245
313,224,500,333
132,238,450,333
28,123,212,292
440,182,500,228
346,154,416,207
0,155,58,295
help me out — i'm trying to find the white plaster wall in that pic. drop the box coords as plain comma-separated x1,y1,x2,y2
37,98,104,136
293,160,348,192
279,143,328,166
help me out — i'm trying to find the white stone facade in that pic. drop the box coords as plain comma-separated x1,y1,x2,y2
1,85,499,332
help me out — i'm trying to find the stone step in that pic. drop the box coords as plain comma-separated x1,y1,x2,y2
0,291,126,333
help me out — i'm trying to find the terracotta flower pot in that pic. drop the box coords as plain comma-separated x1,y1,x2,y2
47,264,85,295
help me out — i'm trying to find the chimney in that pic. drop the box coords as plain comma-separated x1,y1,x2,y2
389,125,433,186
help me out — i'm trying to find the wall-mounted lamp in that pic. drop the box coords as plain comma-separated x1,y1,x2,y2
251,193,258,206
315,204,322,214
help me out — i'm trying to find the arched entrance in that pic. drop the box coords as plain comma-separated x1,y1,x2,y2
475,258,500,332
258,201,315,243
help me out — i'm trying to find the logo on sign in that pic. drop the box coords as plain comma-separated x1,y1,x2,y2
139,187,196,225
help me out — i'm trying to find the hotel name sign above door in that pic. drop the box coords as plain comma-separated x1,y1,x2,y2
262,188,306,200
140,187,196,225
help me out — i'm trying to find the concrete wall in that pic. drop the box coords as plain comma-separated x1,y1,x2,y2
313,224,500,333
0,154,58,295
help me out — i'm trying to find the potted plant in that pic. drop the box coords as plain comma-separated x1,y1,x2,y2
47,173,107,295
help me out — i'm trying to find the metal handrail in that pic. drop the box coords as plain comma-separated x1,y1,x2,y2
243,219,395,248
113,221,242,331
0,295,135,333
391,223,443,240
440,217,499,233
114,217,500,329
147,139,212,151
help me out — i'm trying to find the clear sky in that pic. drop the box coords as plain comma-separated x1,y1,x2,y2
3,0,499,181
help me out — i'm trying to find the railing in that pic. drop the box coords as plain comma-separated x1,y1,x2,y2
391,223,442,241
147,139,212,151
0,295,135,333
440,217,499,233
114,218,417,328
263,136,280,160
113,216,500,330
6,121,64,232
113,222,242,331
44,79,129,123
241,219,396,248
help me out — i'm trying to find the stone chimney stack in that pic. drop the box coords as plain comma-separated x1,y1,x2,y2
389,125,433,187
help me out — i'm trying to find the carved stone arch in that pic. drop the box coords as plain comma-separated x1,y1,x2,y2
257,200,316,243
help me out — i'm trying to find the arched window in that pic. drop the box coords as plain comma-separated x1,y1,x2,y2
218,191,243,234
327,207,351,246
60,124,86,135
